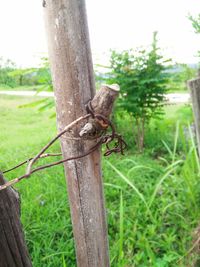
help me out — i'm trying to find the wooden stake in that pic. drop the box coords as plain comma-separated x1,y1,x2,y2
0,173,32,267
44,1,110,266
188,72,200,156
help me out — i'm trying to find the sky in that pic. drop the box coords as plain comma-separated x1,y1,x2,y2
0,0,199,67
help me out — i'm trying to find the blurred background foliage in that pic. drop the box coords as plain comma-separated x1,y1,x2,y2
1,16,200,267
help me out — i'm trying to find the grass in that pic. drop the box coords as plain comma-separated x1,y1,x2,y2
1,95,200,266
0,85,41,91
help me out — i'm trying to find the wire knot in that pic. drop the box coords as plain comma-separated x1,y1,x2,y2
85,100,127,156
1,107,127,191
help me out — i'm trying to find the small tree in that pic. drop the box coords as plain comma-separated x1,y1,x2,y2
189,14,200,34
0,57,16,87
168,64,197,92
108,32,170,151
189,14,200,61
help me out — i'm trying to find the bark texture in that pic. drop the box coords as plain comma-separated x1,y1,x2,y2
91,84,119,118
188,77,200,156
44,1,110,266
0,173,32,267
79,84,119,138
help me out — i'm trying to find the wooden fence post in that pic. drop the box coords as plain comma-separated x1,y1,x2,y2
43,1,110,266
0,173,32,267
188,71,200,156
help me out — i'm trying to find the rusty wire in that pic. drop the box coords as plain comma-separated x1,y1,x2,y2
0,105,127,191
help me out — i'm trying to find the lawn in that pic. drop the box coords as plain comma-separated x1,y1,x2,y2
0,85,41,91
1,95,200,267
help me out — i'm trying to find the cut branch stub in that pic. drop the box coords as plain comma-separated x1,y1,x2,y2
79,84,120,138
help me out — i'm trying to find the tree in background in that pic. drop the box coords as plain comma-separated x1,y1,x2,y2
9,68,38,86
0,57,16,87
167,64,197,92
108,32,170,151
8,57,52,88
189,14,200,61
189,14,200,34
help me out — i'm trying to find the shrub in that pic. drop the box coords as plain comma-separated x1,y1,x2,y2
107,32,171,151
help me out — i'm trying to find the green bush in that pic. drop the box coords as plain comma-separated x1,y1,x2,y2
0,57,16,87
107,32,171,151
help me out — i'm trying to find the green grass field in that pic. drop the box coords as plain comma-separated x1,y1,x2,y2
0,85,41,91
1,95,200,266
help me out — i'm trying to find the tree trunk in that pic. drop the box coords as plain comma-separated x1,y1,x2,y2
44,1,110,266
0,173,32,267
188,75,200,156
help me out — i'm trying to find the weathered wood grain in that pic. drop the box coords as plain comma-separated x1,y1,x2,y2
0,173,32,267
188,76,200,156
91,84,120,118
44,0,110,266
79,84,120,138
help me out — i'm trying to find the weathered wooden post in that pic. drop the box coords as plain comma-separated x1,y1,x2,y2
188,71,200,156
0,173,32,267
44,0,111,266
